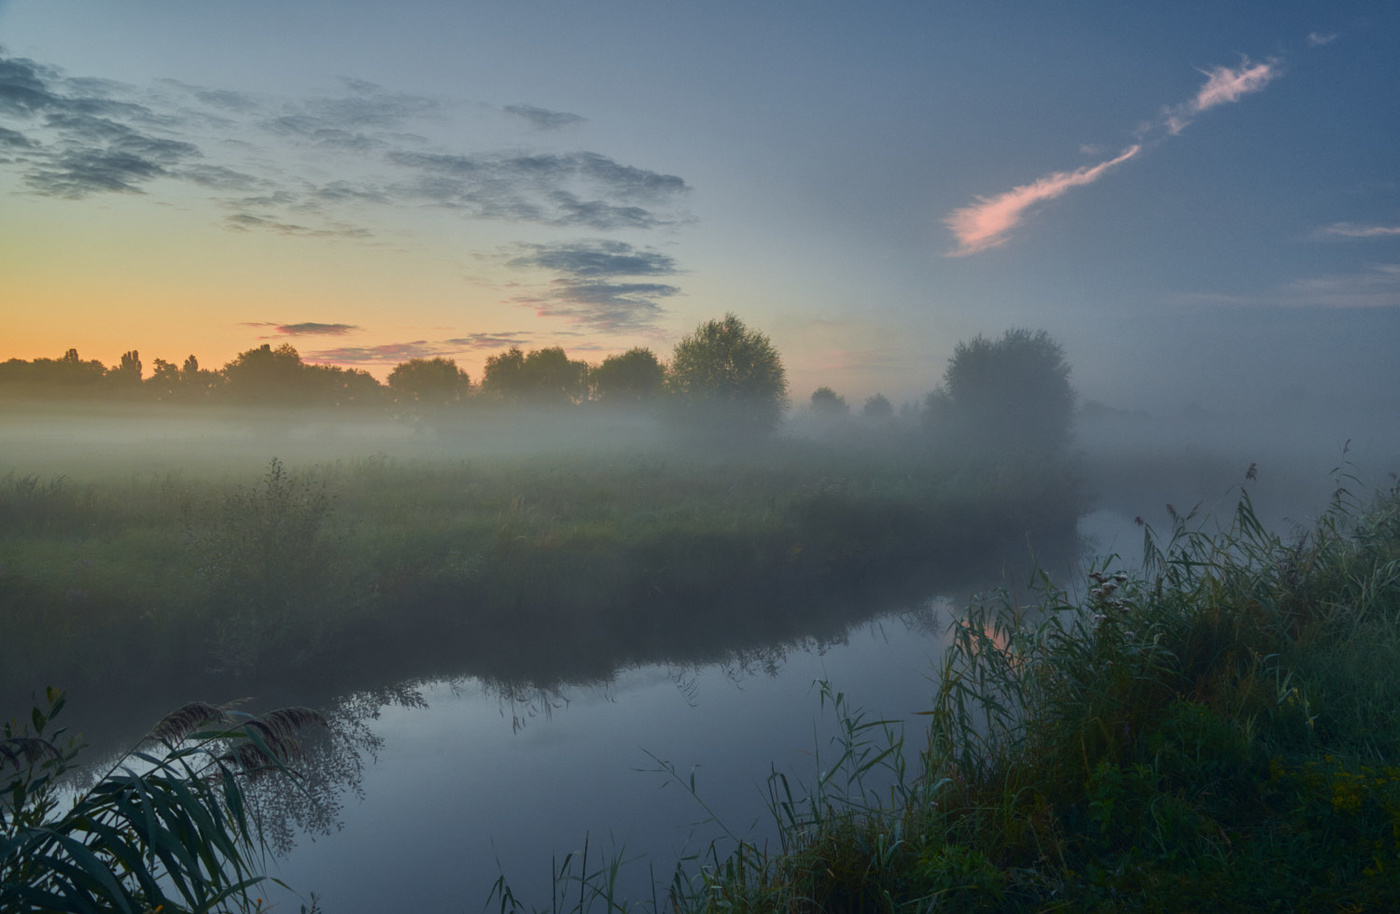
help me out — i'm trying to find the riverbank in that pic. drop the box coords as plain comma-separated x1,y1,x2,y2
649,478,1400,912
0,436,1082,728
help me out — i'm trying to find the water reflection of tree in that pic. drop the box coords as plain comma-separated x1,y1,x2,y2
483,678,574,734
241,683,425,856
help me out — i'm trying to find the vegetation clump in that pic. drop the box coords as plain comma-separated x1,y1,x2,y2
493,474,1400,912
665,313,790,438
924,328,1076,457
656,477,1400,912
1,688,325,913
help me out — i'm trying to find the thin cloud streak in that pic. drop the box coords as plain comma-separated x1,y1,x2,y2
1319,223,1400,238
946,56,1279,256
1179,263,1400,310
945,146,1139,256
307,341,452,364
275,322,361,336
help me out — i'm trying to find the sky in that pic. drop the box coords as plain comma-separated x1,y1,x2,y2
2,1,1398,415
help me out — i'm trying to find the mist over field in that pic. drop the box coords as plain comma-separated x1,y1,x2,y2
4,1,1399,909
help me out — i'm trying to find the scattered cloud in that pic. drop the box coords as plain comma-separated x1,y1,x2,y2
1181,263,1400,309
306,341,454,364
388,150,688,230
506,238,683,330
274,322,362,336
444,332,534,349
1318,222,1400,239
946,55,1280,256
0,125,36,148
1307,32,1339,47
1282,263,1400,308
503,103,585,130
514,281,679,332
506,239,680,277
180,163,264,191
0,52,690,237
225,213,373,238
945,146,1139,256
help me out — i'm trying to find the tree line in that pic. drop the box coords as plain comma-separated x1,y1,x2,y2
1,317,1075,451
1,313,775,407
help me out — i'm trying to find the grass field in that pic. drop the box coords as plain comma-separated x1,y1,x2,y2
0,433,1083,719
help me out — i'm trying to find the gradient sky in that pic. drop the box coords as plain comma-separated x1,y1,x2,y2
2,1,1398,414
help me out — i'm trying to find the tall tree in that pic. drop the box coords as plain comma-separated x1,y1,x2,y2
482,346,588,404
221,343,309,404
481,347,527,400
388,357,471,407
304,363,387,406
929,328,1075,454
666,313,788,436
591,347,665,404
861,393,893,419
809,386,850,417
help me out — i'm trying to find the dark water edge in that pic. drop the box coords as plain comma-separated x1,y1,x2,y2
24,518,1084,768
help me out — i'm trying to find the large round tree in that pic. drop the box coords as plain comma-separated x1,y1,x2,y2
591,347,666,404
387,357,471,407
932,327,1075,454
666,313,788,436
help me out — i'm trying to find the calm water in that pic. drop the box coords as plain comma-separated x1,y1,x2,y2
254,502,1302,910
261,600,961,911
248,511,1162,911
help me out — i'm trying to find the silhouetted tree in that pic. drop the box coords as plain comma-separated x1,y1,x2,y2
388,357,471,407
0,350,106,393
927,328,1075,454
221,344,310,404
861,393,894,419
591,348,665,404
148,358,183,400
482,346,588,404
667,313,788,436
481,347,526,400
304,364,387,406
810,386,849,417
106,350,143,386
181,354,223,398
523,347,588,404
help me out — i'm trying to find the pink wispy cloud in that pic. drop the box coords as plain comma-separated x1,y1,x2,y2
946,57,1280,256
945,146,1139,256
1165,58,1280,133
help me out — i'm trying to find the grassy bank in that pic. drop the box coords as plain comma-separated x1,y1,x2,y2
0,438,1082,713
616,476,1400,912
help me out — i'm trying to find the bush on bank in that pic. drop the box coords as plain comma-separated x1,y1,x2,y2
680,479,1400,912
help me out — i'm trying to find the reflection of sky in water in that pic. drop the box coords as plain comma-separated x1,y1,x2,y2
264,603,956,912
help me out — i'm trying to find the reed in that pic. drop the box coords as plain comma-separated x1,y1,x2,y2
1,687,325,913
489,471,1400,911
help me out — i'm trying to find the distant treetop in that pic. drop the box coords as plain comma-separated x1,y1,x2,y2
667,312,789,436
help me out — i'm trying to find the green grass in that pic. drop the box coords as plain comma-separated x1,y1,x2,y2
0,441,1082,706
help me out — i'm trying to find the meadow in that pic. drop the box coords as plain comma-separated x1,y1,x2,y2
0,410,1083,733
12,398,1396,911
